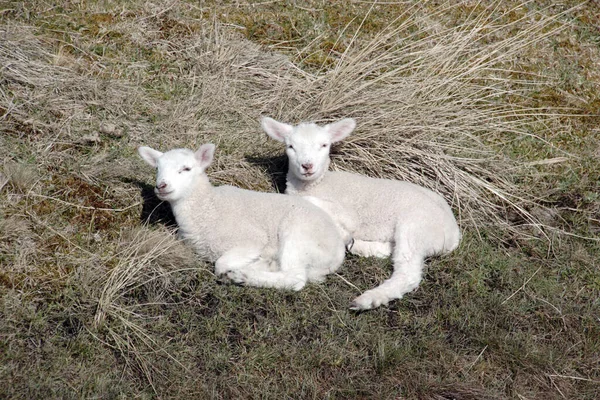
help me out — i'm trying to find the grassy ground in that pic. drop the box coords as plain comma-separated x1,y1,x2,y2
1,1,599,399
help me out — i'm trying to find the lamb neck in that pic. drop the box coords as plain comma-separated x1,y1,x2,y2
169,177,217,234
285,170,328,195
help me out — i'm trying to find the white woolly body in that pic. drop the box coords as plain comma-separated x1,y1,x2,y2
287,170,459,252
174,183,337,265
262,117,461,310
138,145,346,291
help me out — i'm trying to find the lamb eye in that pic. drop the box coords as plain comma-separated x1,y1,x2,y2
321,143,328,148
180,166,191,173
287,145,294,150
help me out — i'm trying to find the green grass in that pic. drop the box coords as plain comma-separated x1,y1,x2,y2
1,1,600,399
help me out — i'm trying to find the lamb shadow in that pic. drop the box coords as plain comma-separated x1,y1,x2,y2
245,154,289,194
122,178,177,228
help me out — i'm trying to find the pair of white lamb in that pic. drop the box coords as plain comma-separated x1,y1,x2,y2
138,118,460,310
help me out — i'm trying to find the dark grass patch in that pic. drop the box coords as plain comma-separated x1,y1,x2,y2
2,234,599,398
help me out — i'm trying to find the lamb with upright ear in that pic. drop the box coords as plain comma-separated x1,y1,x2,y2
137,143,346,291
262,117,461,310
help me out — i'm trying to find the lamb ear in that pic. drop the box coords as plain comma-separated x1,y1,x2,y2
262,117,294,142
138,146,163,168
325,118,356,143
195,143,216,170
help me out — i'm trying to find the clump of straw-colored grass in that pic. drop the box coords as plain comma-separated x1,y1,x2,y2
248,3,570,239
93,226,202,391
0,4,571,240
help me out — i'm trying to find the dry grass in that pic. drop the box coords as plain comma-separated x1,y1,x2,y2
1,1,599,399
0,3,576,237
248,2,579,241
93,226,202,394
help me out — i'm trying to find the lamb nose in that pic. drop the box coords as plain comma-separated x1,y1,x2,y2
302,163,313,171
157,182,167,190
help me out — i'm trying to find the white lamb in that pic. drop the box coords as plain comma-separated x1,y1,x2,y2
262,117,461,310
137,143,346,291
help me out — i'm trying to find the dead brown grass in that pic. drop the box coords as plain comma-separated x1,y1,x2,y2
245,2,579,241
1,4,574,240
93,226,201,393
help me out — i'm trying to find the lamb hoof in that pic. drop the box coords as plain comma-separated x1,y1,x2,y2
290,280,307,291
215,264,234,276
350,290,391,311
224,269,248,285
345,238,355,251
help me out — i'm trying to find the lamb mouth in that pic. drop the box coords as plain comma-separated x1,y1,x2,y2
155,190,173,197
302,172,315,178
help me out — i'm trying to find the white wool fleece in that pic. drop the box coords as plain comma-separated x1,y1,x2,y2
263,117,461,310
138,144,346,291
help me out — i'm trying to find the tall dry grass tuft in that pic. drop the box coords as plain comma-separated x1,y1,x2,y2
0,3,574,240
93,226,202,390
0,24,155,161
246,3,572,239
1,161,38,193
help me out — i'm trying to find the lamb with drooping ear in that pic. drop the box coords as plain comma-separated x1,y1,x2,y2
137,143,346,291
262,117,461,310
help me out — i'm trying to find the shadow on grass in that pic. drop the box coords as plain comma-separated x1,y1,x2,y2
245,154,288,193
123,178,177,228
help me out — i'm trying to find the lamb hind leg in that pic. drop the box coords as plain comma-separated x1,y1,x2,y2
222,229,309,290
350,225,425,310
225,221,345,291
214,246,269,276
303,196,355,247
216,246,306,289
224,268,308,291
225,239,329,291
